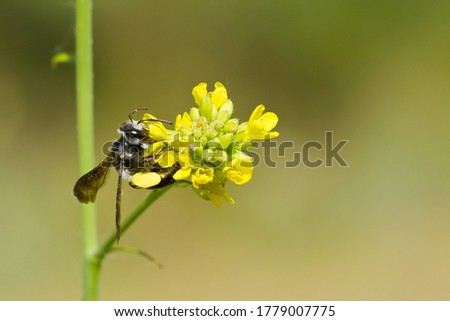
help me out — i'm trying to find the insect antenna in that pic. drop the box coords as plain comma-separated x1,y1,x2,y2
128,107,173,125
128,107,149,122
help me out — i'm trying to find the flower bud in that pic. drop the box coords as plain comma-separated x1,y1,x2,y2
190,107,200,121
216,99,234,123
223,118,239,134
198,96,217,121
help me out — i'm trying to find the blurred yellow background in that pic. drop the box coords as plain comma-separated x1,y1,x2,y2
1,0,449,300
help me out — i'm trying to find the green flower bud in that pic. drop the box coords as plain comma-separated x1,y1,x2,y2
206,137,220,151
198,96,217,121
219,133,233,149
199,135,208,146
216,100,234,123
223,118,239,134
208,149,228,167
190,107,200,121
210,120,224,133
193,144,203,160
200,148,228,168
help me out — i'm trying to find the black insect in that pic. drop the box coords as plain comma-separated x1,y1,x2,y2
73,108,180,242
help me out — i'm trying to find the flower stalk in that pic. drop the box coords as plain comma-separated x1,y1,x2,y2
94,185,175,260
75,0,99,300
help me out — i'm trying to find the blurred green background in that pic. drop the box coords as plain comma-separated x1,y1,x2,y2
1,0,449,300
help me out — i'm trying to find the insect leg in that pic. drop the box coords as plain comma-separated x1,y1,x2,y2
115,156,124,243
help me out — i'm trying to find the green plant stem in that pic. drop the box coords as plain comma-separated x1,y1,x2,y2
75,0,98,300
75,0,177,300
95,185,174,260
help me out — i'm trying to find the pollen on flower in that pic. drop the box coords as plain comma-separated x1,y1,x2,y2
167,82,279,206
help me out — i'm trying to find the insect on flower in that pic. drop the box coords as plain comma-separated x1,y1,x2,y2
73,108,180,242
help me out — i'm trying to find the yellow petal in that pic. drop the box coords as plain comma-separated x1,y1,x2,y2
259,112,279,131
211,82,228,108
249,104,265,122
226,169,253,185
142,113,169,140
173,167,191,180
180,112,192,128
245,107,279,141
267,131,279,139
142,113,157,121
130,172,162,188
144,141,163,156
147,122,167,141
192,82,208,106
175,112,192,131
225,159,254,185
192,168,214,188
157,150,176,168
174,114,182,131
178,147,193,167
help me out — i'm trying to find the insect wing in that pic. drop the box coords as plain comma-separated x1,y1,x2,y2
73,158,113,203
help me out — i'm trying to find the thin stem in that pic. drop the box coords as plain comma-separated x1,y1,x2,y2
95,185,175,260
75,0,98,300
75,0,180,299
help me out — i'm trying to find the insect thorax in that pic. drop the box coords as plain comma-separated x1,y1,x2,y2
111,121,174,180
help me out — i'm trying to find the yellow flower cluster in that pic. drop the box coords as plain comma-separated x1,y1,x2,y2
152,82,279,206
